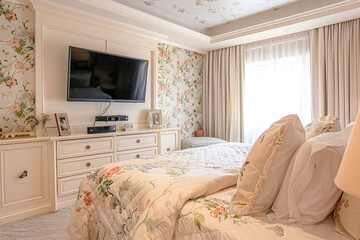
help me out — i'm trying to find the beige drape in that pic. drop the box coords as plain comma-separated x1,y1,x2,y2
203,45,244,142
311,19,360,127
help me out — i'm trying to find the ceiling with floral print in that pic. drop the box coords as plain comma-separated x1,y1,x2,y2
32,0,360,51
114,0,302,32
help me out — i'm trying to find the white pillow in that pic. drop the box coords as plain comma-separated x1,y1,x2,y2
230,114,305,215
335,192,360,240
271,124,354,224
305,114,341,140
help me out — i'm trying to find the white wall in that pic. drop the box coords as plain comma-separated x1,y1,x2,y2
33,1,158,131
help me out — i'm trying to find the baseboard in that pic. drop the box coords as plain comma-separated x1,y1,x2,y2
0,203,54,226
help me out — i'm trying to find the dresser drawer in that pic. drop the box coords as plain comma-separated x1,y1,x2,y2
57,153,113,178
116,133,157,151
58,174,87,197
116,147,157,162
57,137,114,159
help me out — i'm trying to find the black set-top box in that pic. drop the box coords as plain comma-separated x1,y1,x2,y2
87,125,116,134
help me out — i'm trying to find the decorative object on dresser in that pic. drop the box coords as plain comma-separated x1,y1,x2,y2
122,123,134,131
148,109,162,128
1,132,35,139
54,113,71,136
194,121,205,137
39,113,51,136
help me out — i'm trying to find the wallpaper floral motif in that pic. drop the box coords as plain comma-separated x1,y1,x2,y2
0,1,203,137
0,0,35,133
157,43,203,139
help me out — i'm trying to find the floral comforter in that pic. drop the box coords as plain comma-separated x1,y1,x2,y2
175,187,346,240
67,143,251,240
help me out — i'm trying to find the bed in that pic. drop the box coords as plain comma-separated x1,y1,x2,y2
68,115,354,240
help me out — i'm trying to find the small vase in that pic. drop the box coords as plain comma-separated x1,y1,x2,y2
41,127,48,136
195,130,205,137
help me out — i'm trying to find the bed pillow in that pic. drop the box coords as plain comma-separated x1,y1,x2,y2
335,192,360,240
305,114,341,140
271,124,354,224
230,114,305,215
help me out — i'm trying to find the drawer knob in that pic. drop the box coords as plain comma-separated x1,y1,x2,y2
136,139,140,143
85,145,91,150
166,147,171,151
136,154,140,158
19,170,28,179
86,162,91,167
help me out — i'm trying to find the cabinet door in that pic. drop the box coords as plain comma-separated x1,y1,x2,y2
159,131,180,154
0,142,48,210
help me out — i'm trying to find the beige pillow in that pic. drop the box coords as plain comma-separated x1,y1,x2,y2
230,114,305,215
305,114,341,140
271,124,354,224
335,192,360,240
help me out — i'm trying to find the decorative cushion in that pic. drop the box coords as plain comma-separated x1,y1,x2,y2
230,114,305,215
181,137,226,149
305,114,341,140
335,192,360,240
271,124,354,224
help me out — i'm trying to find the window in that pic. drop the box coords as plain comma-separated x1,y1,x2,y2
243,32,311,143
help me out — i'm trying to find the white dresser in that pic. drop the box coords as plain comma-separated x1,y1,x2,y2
52,128,180,209
0,127,180,224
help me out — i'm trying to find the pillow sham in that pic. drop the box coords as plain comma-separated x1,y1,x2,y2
230,114,305,215
271,124,354,224
335,192,360,240
305,114,341,140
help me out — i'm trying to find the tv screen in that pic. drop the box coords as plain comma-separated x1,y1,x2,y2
67,46,148,103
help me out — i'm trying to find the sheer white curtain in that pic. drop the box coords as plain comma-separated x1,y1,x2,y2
243,32,311,143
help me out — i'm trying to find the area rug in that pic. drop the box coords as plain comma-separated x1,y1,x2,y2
0,207,72,240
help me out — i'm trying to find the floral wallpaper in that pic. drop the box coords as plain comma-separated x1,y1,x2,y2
0,2,204,137
0,0,35,133
157,43,203,139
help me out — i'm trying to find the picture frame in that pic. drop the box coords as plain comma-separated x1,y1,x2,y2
148,109,162,128
55,113,71,136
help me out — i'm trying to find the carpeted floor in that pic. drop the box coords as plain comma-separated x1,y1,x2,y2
0,207,72,240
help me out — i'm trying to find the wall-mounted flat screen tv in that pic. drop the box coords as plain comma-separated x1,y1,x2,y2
67,46,148,103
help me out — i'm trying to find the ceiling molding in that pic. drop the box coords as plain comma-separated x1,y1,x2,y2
77,0,211,41
30,0,170,40
211,0,360,44
30,0,360,52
